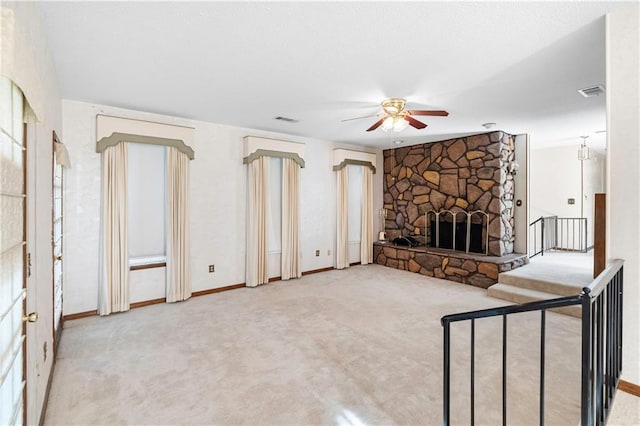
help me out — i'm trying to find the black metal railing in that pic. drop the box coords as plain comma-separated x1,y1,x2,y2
442,259,624,425
556,217,589,252
529,216,557,257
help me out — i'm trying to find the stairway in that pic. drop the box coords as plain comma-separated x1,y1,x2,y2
487,252,594,318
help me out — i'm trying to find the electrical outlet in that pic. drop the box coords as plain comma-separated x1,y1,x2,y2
327,250,331,256
208,265,215,273
315,250,320,257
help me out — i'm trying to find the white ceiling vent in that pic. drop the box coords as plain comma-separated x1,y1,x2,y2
274,116,299,123
578,85,605,98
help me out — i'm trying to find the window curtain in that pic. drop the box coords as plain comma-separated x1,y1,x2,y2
246,156,269,286
281,158,301,280
361,166,374,264
166,147,191,302
336,166,349,269
99,143,129,315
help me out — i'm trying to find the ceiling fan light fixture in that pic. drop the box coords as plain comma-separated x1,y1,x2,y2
381,98,406,115
355,98,447,132
381,116,395,131
393,117,409,132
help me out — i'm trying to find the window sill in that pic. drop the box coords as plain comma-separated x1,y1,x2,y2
130,262,166,271
130,256,166,271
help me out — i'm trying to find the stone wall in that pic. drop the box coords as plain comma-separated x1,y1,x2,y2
373,243,528,288
383,131,516,256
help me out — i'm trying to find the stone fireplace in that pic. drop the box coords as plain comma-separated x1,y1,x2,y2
374,131,526,287
383,131,516,256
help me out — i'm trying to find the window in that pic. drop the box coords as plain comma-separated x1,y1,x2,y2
127,143,166,267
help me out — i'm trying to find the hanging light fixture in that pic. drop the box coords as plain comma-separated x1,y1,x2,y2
578,136,591,161
381,114,409,132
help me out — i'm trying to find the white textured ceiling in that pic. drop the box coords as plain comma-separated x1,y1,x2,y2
39,1,626,150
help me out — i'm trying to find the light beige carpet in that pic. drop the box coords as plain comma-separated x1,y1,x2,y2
46,264,624,425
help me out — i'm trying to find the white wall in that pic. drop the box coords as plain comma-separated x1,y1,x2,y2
530,144,605,247
512,134,529,254
62,100,383,315
1,2,62,423
530,145,582,220
606,3,640,385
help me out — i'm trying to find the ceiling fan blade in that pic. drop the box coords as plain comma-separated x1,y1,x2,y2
407,110,449,117
405,116,428,129
341,114,380,122
366,118,385,132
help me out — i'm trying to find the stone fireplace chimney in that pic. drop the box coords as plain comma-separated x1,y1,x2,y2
383,131,515,257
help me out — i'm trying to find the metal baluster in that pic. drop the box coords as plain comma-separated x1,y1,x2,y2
502,315,507,426
612,271,616,382
580,290,593,426
578,219,582,251
471,319,475,426
540,310,546,426
596,295,604,424
444,321,450,426
541,219,544,256
618,269,624,379
606,284,611,409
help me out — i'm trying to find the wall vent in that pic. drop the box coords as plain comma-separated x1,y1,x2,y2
274,116,299,123
578,85,605,98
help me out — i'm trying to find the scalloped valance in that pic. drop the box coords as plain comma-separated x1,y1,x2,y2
96,114,195,159
243,136,305,167
96,132,194,160
332,149,376,173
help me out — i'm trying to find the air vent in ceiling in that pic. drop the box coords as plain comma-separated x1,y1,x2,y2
578,85,605,98
274,116,299,123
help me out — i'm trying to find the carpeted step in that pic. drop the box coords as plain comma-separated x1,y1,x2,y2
498,269,588,297
487,283,581,318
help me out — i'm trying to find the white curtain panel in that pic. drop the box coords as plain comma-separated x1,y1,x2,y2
246,156,269,286
281,158,301,280
166,147,192,303
361,166,374,264
98,143,130,315
336,166,349,269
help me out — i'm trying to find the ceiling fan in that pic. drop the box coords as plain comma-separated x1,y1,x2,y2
342,98,449,132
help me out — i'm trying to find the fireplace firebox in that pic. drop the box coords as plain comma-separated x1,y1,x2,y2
427,210,489,255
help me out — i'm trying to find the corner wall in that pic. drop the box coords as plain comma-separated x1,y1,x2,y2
1,1,62,423
61,100,383,315
606,3,640,385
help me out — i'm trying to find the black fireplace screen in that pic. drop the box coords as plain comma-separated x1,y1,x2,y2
427,211,489,255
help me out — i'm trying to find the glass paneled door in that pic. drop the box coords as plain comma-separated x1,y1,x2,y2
52,132,64,346
0,77,28,425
